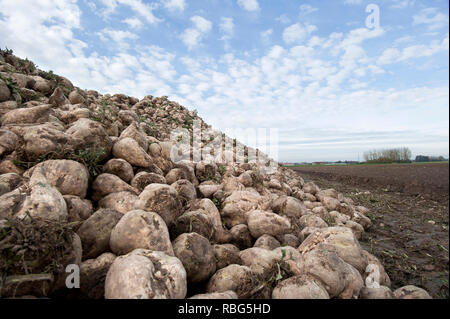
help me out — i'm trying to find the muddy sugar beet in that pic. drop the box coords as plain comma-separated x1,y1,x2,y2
0,50,432,299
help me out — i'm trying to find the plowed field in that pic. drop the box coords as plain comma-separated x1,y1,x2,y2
292,163,449,298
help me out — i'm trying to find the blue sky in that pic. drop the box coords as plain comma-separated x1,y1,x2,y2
0,0,448,162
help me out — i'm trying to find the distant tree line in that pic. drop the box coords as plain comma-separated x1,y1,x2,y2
415,155,447,162
335,160,359,164
363,147,412,163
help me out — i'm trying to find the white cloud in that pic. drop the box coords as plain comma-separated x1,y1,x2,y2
180,16,212,50
237,0,260,12
98,0,161,24
349,79,368,90
282,23,317,44
0,0,83,75
121,0,161,24
377,48,401,65
180,29,202,50
260,29,273,44
394,35,415,45
378,34,449,64
190,16,212,33
219,17,234,50
0,0,178,100
138,46,177,81
337,27,385,51
85,1,97,12
163,0,186,12
299,4,318,16
219,17,234,35
399,36,449,61
122,17,143,29
413,8,448,31
276,14,290,24
391,0,415,9
98,28,138,49
308,36,323,47
318,28,385,88
0,0,82,29
344,0,363,5
97,0,118,18
367,64,385,74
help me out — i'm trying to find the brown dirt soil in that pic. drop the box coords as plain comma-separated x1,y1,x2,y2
292,163,449,299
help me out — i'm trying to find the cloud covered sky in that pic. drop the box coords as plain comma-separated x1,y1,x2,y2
0,0,448,162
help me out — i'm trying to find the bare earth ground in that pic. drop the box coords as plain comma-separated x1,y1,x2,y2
291,163,449,299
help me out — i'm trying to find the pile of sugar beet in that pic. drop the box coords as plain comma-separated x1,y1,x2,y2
0,50,432,299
